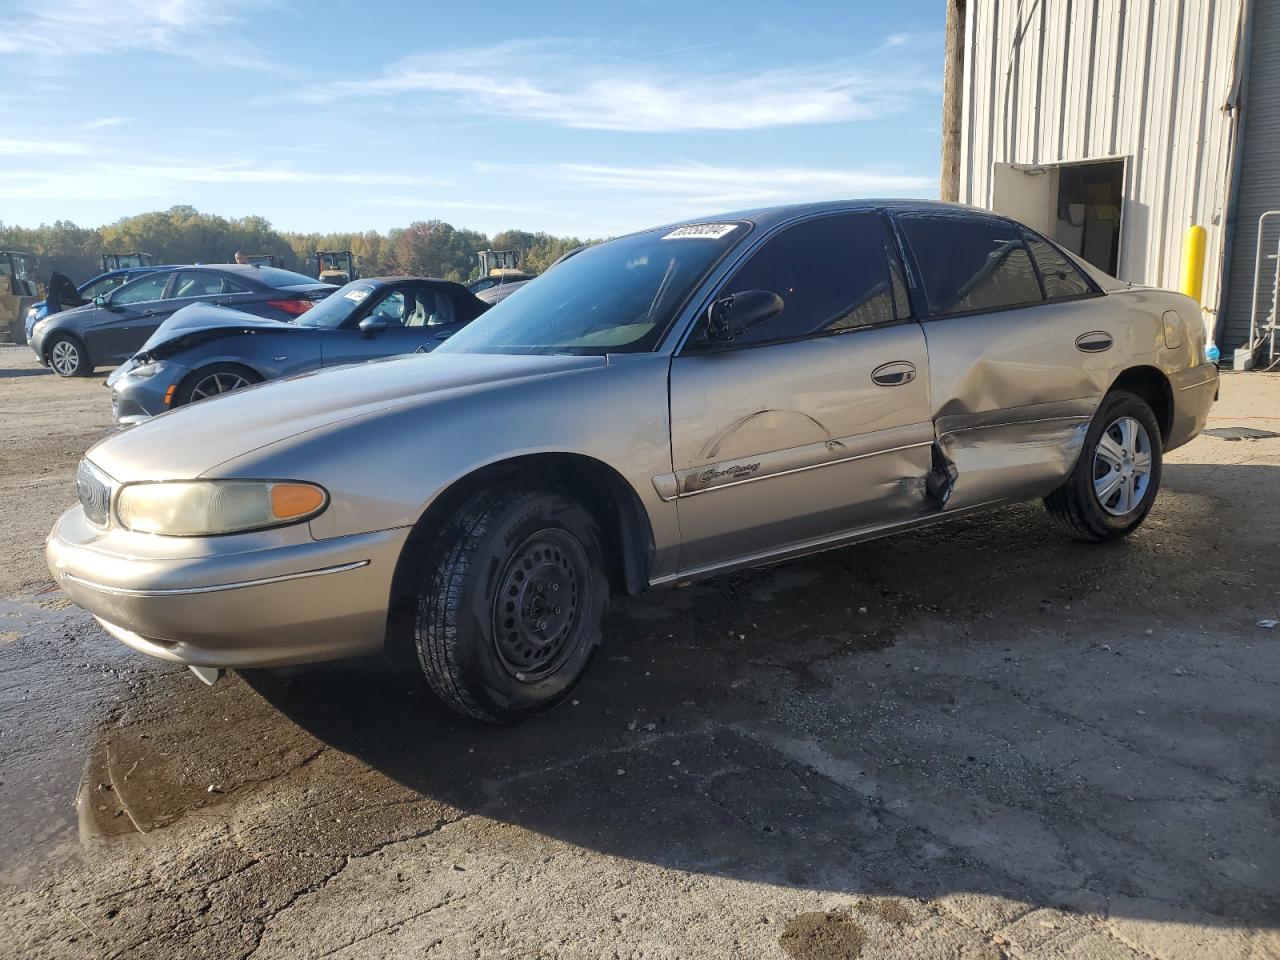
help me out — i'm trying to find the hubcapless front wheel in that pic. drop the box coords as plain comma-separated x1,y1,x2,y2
410,486,609,723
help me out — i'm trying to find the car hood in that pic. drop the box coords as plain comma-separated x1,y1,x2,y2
138,303,296,354
87,351,609,481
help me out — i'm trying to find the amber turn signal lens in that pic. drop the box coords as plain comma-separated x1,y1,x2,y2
269,483,327,520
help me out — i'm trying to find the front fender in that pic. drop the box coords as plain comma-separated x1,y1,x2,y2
203,355,681,580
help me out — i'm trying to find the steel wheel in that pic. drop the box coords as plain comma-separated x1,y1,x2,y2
1093,415,1153,516
50,339,82,376
491,529,589,682
189,371,250,400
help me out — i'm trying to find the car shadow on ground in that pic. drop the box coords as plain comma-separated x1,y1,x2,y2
218,468,1280,935
0,365,51,378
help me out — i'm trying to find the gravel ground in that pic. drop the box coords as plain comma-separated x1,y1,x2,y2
0,343,1277,960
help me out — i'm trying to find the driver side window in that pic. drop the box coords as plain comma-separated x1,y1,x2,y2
717,213,906,348
111,273,171,305
369,291,408,327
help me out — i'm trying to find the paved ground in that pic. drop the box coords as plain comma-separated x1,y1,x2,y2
0,343,1277,960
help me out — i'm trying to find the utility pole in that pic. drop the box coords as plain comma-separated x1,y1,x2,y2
940,0,967,202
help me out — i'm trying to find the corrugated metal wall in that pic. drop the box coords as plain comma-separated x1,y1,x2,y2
1219,0,1280,352
960,0,1248,339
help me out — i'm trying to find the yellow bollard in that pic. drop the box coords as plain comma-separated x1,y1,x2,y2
1181,225,1207,304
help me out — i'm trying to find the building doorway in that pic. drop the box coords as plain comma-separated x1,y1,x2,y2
992,158,1126,276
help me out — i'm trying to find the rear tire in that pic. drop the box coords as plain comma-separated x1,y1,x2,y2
174,363,262,406
47,334,91,377
410,487,609,723
1043,390,1163,542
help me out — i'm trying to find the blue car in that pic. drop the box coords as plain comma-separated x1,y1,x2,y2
31,264,335,377
106,276,490,424
24,266,169,343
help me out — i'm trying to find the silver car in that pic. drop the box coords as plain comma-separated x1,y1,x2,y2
47,201,1219,722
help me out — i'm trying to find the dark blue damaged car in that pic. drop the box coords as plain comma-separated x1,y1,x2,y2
106,276,490,425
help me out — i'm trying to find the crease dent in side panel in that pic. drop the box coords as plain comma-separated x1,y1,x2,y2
932,397,1102,510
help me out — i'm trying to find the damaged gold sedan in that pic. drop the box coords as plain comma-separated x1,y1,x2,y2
47,201,1218,722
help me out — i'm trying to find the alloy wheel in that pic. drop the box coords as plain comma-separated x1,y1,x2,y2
1093,416,1153,516
50,340,80,376
189,371,250,400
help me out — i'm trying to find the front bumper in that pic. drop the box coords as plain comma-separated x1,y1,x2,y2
107,359,189,424
46,505,410,668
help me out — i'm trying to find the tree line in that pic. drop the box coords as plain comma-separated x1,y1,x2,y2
0,206,593,285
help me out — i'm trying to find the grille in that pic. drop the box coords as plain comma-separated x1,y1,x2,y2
77,459,111,527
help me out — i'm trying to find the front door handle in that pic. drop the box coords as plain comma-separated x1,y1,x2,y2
872,360,917,386
1075,331,1113,353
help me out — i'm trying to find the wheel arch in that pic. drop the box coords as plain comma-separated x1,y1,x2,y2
43,327,89,365
1108,365,1173,442
172,360,264,407
387,452,656,627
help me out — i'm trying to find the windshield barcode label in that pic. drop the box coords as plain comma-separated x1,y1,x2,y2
662,224,738,240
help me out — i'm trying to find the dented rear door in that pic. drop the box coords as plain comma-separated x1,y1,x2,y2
665,212,935,577
895,212,1121,510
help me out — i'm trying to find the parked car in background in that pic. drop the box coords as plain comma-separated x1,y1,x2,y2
47,201,1217,724
107,276,490,424
25,266,170,343
475,278,529,305
468,269,534,295
29,264,334,377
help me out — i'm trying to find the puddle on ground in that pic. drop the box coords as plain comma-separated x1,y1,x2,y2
1204,426,1280,441
780,911,868,960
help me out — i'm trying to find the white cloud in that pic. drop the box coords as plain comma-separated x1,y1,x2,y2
0,0,270,69
0,139,90,156
81,117,130,129
0,160,448,201
298,39,939,133
480,161,936,209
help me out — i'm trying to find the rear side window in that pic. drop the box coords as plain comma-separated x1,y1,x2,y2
720,212,906,347
172,272,245,297
898,214,1044,316
1026,236,1094,299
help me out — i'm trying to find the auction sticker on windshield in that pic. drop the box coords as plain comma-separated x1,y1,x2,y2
343,290,369,302
662,224,738,240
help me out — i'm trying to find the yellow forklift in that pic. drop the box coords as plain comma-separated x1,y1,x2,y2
314,250,355,285
100,252,156,271
241,254,284,268
1,251,38,343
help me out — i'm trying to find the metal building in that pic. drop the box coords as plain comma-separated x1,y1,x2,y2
955,0,1280,364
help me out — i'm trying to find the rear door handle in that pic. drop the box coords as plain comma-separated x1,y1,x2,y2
1075,331,1113,353
871,360,917,386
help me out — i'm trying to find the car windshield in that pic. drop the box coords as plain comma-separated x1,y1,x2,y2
295,281,376,328
436,223,748,356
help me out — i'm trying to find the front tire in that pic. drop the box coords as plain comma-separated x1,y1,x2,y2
47,334,91,377
174,363,261,406
1043,390,1163,542
411,487,609,723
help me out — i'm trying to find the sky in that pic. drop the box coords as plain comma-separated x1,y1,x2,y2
0,0,946,238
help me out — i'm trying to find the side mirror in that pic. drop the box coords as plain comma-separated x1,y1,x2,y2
358,315,387,337
93,294,108,308
706,289,784,343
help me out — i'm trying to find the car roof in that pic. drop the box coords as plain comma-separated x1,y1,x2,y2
647,198,990,236
363,276,479,297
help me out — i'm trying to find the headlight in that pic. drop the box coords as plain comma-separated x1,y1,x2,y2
130,360,168,379
115,480,328,536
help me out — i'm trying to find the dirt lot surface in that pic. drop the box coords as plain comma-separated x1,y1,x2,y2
0,342,1277,959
